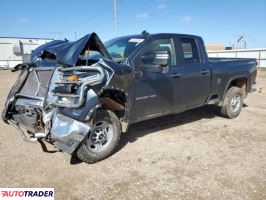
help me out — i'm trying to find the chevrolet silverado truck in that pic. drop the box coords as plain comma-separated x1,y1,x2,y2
2,32,257,163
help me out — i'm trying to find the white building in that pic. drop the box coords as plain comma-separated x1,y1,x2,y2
0,37,53,69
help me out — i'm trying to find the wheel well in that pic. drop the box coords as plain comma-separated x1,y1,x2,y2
228,78,248,98
99,89,127,118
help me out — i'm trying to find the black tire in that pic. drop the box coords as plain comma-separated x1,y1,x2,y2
220,86,243,118
76,109,121,164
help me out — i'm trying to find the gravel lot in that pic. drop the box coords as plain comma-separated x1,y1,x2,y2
0,70,265,200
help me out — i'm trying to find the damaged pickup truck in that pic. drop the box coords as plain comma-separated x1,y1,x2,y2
2,32,257,163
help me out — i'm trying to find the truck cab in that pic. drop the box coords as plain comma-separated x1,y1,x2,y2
105,33,256,123
122,33,211,122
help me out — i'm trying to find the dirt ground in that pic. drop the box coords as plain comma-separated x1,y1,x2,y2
0,70,265,200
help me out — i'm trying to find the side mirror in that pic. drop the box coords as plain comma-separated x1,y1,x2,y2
139,50,170,73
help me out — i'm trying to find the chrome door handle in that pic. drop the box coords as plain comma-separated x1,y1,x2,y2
200,70,209,74
170,73,182,78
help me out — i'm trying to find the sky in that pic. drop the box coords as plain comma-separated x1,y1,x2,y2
0,0,265,48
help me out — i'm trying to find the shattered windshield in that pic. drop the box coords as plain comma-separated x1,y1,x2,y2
104,37,145,62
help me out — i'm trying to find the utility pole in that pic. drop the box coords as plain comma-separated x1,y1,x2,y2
113,0,118,36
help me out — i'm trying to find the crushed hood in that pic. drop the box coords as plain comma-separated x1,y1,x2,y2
30,33,112,66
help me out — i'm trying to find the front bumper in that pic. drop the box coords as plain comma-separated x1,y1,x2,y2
49,110,91,154
2,63,110,155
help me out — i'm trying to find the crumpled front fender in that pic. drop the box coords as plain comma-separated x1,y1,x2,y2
49,109,91,154
2,59,132,155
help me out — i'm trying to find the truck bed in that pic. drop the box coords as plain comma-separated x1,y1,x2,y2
207,57,257,102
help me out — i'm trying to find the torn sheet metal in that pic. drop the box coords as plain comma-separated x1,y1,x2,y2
31,33,112,66
50,110,91,154
1,32,133,156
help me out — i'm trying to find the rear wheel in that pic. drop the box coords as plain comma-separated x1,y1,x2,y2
76,109,121,164
220,86,243,118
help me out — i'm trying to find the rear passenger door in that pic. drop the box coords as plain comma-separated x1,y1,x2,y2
175,37,211,110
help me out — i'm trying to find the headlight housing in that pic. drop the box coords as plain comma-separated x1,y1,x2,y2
47,65,107,108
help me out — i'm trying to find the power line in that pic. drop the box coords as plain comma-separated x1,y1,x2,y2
82,0,210,38
64,2,112,32
72,0,154,31
49,32,64,40
64,0,222,40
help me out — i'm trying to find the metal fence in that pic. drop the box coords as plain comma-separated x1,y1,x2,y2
208,48,266,68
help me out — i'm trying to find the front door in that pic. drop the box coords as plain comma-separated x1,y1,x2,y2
132,38,177,121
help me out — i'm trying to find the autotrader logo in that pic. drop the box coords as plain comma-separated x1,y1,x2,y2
0,188,54,200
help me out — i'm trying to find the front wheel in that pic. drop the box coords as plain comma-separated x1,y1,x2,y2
76,109,121,164
220,86,243,118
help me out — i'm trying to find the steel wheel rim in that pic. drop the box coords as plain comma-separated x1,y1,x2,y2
86,120,114,153
230,93,241,112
